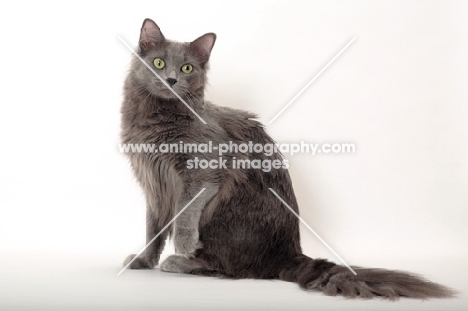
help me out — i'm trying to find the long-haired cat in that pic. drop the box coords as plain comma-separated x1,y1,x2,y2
120,18,454,299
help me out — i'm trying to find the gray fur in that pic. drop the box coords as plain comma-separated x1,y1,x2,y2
121,18,455,300
160,255,203,273
174,183,218,256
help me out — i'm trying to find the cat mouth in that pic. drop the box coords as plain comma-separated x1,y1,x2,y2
155,87,182,99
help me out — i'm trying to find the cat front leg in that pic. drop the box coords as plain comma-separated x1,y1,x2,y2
123,206,168,269
174,183,218,256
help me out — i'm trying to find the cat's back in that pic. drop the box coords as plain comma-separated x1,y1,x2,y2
202,102,271,144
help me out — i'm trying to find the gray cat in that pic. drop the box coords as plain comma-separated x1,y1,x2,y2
120,18,454,299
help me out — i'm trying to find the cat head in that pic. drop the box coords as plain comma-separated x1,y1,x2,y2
131,18,216,100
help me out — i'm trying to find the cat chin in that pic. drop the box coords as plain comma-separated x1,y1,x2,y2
152,88,181,100
155,94,176,100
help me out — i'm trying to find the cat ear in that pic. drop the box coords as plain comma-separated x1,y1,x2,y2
190,33,216,63
139,18,165,51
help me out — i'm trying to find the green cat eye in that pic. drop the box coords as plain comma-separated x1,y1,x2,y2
181,64,193,74
153,58,165,70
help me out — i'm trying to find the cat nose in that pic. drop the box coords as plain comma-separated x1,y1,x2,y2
166,78,177,86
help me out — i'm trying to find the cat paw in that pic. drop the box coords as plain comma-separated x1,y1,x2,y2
123,254,155,269
160,255,203,273
174,229,202,256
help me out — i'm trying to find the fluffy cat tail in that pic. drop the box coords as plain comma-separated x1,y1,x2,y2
278,255,455,300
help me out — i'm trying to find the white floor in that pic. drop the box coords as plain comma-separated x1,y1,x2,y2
1,252,466,311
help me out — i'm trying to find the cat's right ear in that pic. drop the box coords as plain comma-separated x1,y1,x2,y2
139,18,165,52
189,33,216,63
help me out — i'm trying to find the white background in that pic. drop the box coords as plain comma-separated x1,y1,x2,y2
0,1,467,310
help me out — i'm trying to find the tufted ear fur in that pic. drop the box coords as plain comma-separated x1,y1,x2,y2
189,33,216,63
139,18,165,52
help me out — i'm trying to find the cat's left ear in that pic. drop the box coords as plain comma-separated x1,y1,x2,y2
139,18,165,52
190,33,216,63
